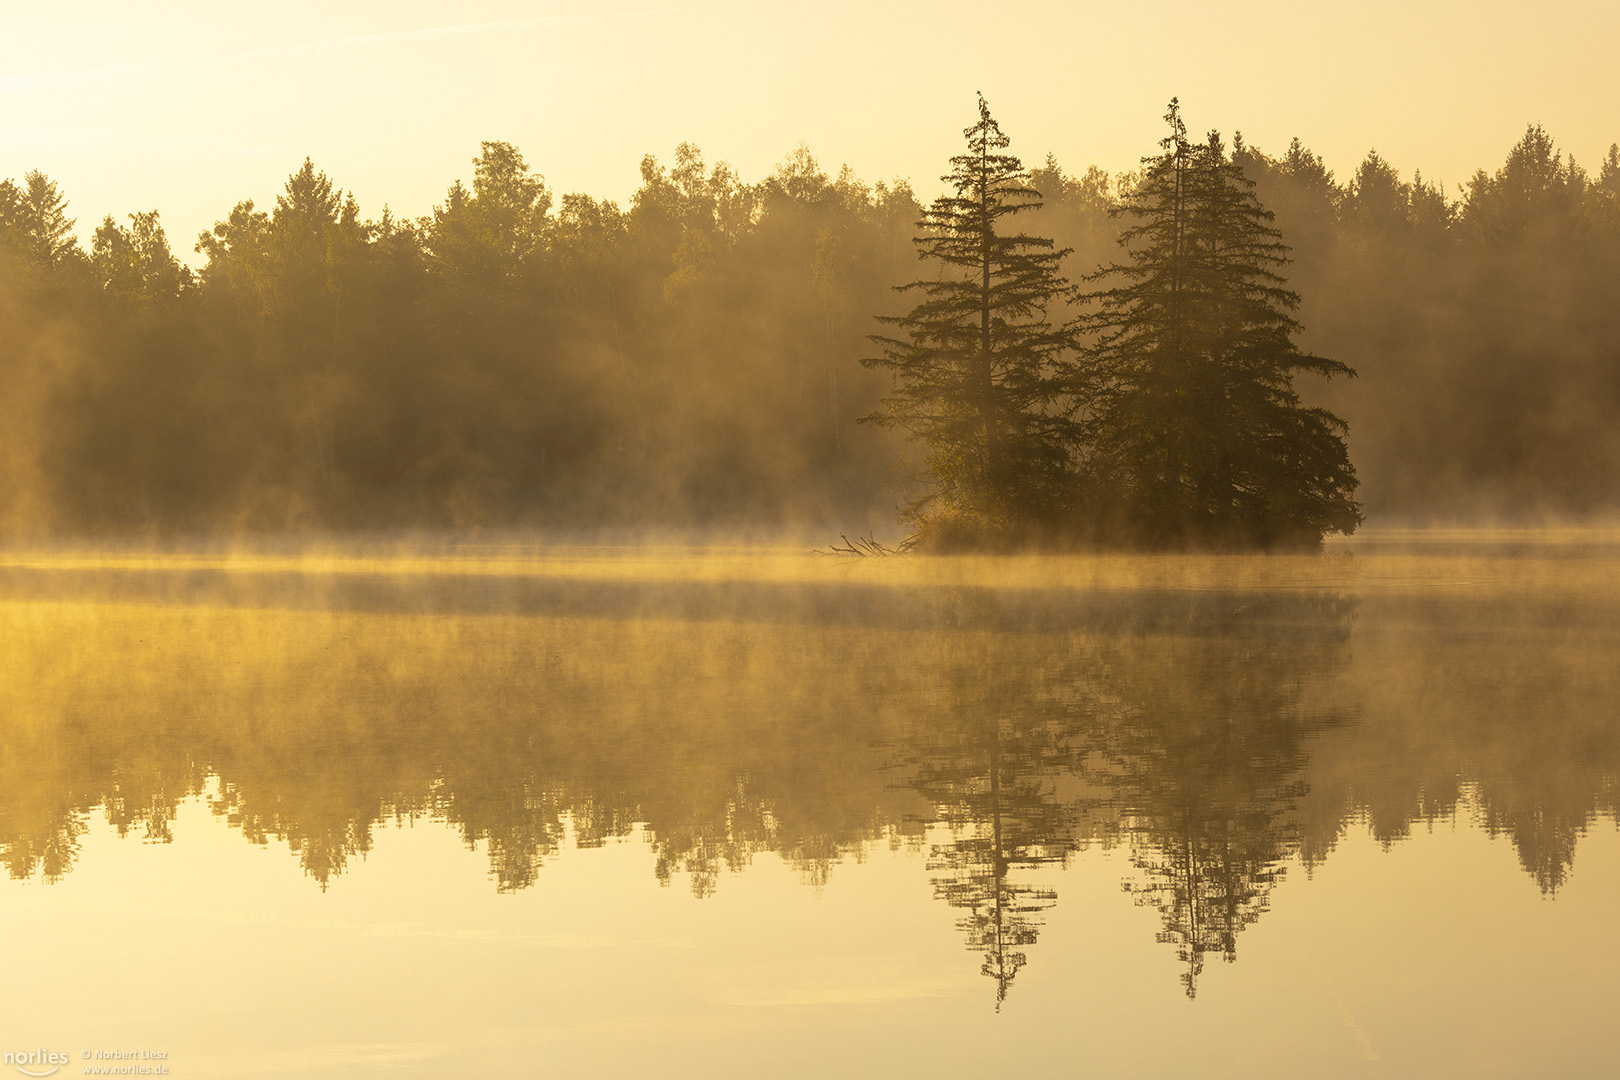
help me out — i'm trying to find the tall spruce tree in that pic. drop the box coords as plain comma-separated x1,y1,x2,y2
1082,100,1361,547
862,95,1074,546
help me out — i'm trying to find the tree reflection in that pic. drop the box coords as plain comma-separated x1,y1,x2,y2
887,591,1353,1001
1098,595,1353,996
2,569,1618,1006
893,631,1093,1006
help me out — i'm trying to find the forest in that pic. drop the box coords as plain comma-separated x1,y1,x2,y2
1,103,1617,541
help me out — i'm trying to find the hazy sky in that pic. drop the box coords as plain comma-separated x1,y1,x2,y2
3,0,1616,263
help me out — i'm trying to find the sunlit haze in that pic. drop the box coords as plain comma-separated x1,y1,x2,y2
4,0,1616,262
4,8,1620,1075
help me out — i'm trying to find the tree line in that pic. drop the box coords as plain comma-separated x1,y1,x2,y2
2,105,1617,539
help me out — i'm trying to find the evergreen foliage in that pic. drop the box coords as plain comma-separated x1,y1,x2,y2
862,95,1074,547
1080,101,1361,547
3,108,1620,538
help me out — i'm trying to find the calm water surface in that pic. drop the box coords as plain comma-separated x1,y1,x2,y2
1,532,1617,1078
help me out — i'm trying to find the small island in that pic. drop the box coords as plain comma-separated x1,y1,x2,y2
866,96,1360,550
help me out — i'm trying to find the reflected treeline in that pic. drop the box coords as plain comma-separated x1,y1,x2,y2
1290,591,1620,894
2,574,1618,1002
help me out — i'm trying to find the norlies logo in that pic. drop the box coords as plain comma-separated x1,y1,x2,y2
3,1048,68,1078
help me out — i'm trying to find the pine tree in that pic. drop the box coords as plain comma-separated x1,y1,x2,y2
862,95,1074,546
1082,100,1360,547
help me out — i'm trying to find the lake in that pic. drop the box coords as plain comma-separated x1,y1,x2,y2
1,532,1616,1078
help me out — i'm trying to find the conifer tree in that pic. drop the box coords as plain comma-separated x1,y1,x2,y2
15,170,80,271
1082,100,1360,547
862,95,1074,545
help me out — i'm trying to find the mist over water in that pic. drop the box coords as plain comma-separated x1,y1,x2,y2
6,83,1620,1078
0,534,1616,1076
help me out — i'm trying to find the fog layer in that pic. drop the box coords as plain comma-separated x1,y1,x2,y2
2,121,1617,537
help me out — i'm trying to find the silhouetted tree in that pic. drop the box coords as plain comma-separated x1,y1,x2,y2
1592,144,1620,237
427,140,551,296
1344,151,1411,241
863,95,1076,547
11,170,80,272
1462,124,1586,246
1246,137,1341,261
92,210,184,304
1081,100,1361,547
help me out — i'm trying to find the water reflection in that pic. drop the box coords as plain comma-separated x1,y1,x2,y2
889,632,1090,1007
1,552,1617,1005
1095,600,1352,997
883,591,1354,1000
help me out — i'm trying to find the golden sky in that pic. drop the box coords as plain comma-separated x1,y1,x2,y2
2,0,1615,261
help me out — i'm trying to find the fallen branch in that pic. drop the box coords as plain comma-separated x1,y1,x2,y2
815,532,918,557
